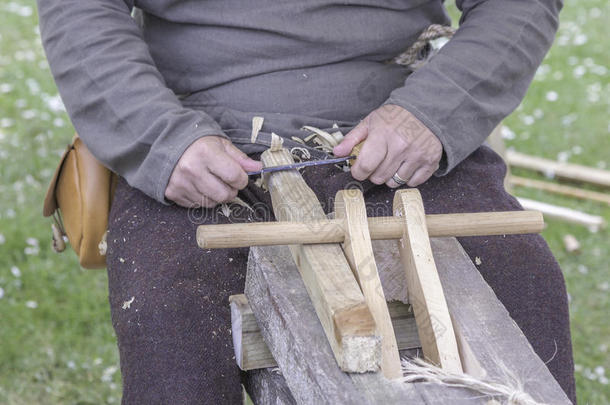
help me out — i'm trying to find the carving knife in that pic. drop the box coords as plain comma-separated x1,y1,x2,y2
247,155,357,176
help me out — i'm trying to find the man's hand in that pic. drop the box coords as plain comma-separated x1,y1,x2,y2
333,104,442,188
165,136,262,208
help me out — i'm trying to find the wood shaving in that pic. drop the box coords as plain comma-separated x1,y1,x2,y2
122,296,135,310
291,136,305,145
254,176,267,191
231,196,254,212
475,256,482,266
270,132,284,151
219,203,232,218
301,125,337,147
98,230,107,256
290,147,311,162
250,116,264,143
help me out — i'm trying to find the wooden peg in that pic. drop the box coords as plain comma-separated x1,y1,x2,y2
393,189,463,373
335,189,402,379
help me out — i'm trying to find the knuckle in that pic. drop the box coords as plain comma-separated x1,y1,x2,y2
369,176,385,185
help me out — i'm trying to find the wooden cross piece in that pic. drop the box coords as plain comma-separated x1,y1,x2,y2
196,148,544,380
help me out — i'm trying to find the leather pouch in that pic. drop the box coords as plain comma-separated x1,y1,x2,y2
43,135,117,269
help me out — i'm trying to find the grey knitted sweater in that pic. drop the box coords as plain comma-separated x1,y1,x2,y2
36,0,561,203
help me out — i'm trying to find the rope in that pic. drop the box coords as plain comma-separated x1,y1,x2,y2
401,357,545,405
393,24,456,67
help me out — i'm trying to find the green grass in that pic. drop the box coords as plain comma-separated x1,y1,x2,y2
1,0,608,403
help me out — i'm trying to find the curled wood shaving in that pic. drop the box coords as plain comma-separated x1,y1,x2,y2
270,132,284,151
301,125,337,147
219,203,232,218
291,136,305,145
231,196,254,212
290,147,311,163
250,116,264,143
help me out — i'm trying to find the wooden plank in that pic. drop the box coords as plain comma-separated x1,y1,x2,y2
430,237,571,403
510,175,610,205
334,189,402,379
230,294,420,371
197,210,544,248
244,239,570,403
242,369,296,405
393,189,463,373
518,197,605,231
259,148,380,373
244,244,488,404
506,150,610,188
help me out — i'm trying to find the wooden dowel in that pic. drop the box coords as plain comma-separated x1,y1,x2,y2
506,150,610,188
510,176,610,205
197,210,544,249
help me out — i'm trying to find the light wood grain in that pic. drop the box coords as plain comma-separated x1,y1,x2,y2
393,189,462,373
507,150,610,188
230,294,420,371
510,175,610,205
518,197,605,231
259,148,380,372
197,210,544,249
334,189,402,379
243,240,571,404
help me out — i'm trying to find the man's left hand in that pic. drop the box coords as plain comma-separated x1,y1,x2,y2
333,104,443,188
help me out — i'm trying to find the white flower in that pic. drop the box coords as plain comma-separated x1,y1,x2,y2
101,366,119,382
26,300,38,309
0,287,4,299
545,91,558,102
0,233,5,244
10,266,21,278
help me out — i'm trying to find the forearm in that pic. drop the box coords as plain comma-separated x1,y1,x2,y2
37,0,226,203
385,0,562,174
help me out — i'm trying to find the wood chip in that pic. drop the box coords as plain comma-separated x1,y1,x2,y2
250,116,264,144
270,132,284,151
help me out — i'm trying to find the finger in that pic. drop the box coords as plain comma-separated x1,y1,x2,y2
368,139,408,184
350,135,388,182
194,169,238,203
406,164,439,187
385,159,419,188
333,119,369,157
206,150,249,190
223,141,263,172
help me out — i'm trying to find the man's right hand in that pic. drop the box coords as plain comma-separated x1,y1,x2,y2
165,136,263,208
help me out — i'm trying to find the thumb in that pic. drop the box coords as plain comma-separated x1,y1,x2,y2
333,119,369,157
224,142,263,172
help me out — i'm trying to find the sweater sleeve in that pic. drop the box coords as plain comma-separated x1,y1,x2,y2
36,0,227,203
384,0,562,174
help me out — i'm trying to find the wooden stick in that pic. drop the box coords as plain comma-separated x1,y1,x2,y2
230,294,420,371
197,210,544,249
259,148,380,372
510,176,610,205
393,189,463,373
335,189,402,379
517,197,605,231
506,150,610,188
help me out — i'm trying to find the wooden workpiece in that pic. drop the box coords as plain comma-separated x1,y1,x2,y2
197,210,544,249
230,294,420,371
258,148,380,373
334,189,402,379
243,240,571,404
393,189,462,373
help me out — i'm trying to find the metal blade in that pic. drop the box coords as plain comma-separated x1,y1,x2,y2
247,155,356,176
